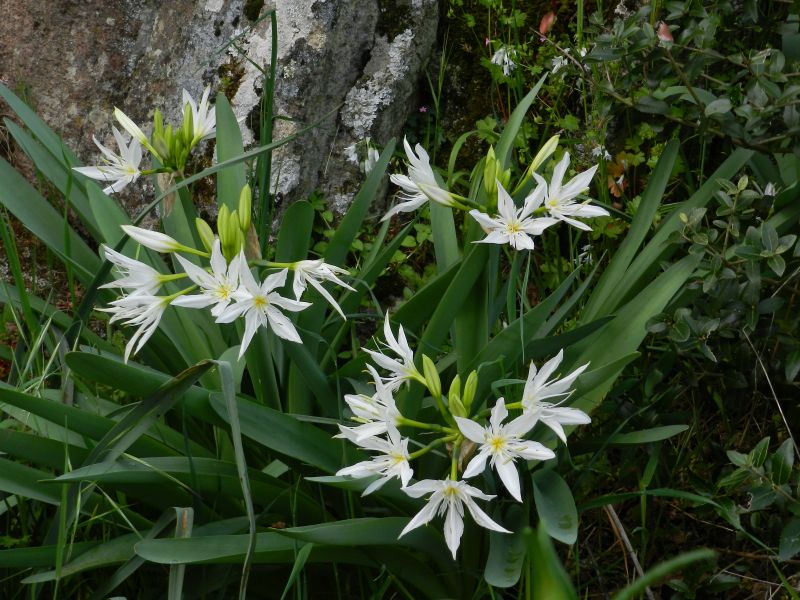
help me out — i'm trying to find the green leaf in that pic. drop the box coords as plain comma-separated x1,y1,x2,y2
532,470,578,545
611,549,716,600
280,543,313,600
209,393,342,474
0,156,100,283
495,75,547,169
484,504,527,588
0,457,61,504
216,359,257,600
215,94,247,211
771,439,795,486
582,140,678,321
749,436,771,468
325,139,395,266
705,98,732,116
779,518,800,561
525,524,578,600
0,542,99,568
275,200,315,262
606,425,689,445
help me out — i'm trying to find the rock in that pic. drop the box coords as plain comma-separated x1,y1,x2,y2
0,0,440,217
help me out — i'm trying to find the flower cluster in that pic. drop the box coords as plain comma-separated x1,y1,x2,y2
384,136,608,251
335,315,590,558
102,222,353,362
73,87,216,194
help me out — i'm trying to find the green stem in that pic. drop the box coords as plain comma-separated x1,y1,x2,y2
408,434,458,460
397,417,454,434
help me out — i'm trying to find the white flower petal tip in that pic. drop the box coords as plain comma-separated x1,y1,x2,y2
183,86,216,144
384,138,454,220
122,225,182,253
73,128,143,194
522,351,591,444
456,398,555,501
536,154,607,231
469,180,557,250
364,313,421,390
399,478,509,559
214,267,311,358
291,259,354,319
335,426,412,495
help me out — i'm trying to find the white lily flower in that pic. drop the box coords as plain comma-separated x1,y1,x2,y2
338,364,403,442
362,146,380,175
121,225,185,253
113,108,149,146
336,424,413,495
533,153,607,231
469,180,558,250
364,313,423,390
183,87,216,144
399,478,510,559
521,350,591,443
100,293,169,362
491,47,516,76
384,137,457,221
215,267,310,358
171,241,244,317
291,259,355,319
101,245,163,296
455,398,555,502
73,128,142,194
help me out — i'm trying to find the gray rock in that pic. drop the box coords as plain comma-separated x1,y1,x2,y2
0,0,439,217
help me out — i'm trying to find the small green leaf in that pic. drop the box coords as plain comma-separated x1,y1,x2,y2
749,436,771,468
606,425,689,445
771,439,795,486
779,518,800,561
532,470,578,545
484,504,527,588
705,98,732,116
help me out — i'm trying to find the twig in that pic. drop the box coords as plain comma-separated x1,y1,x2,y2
604,505,656,600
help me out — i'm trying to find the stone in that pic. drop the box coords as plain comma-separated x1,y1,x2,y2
0,0,440,218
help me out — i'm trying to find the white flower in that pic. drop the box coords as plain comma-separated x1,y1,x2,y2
399,478,510,559
469,180,558,250
552,55,569,74
100,293,169,362
364,313,423,390
113,108,149,146
121,225,184,253
182,87,216,144
338,364,402,442
384,137,456,221
455,399,555,502
362,146,380,175
764,182,777,197
171,241,244,317
533,153,607,231
521,350,591,443
291,259,355,319
101,245,163,296
336,424,413,495
591,146,612,161
215,268,310,358
73,128,142,194
491,47,517,76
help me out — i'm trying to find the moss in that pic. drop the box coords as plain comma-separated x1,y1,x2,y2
217,58,246,101
243,0,265,22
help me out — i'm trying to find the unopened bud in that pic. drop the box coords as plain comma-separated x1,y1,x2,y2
195,218,215,253
483,147,498,197
422,355,441,400
529,135,560,175
462,370,478,412
238,184,252,231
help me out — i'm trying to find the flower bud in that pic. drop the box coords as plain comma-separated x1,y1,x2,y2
195,218,215,254
238,184,252,231
528,134,560,175
422,354,441,400
182,101,194,147
449,394,467,418
462,370,478,413
483,147,498,197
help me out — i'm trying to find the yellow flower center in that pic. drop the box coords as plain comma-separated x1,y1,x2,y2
489,435,506,453
505,221,522,234
253,294,268,309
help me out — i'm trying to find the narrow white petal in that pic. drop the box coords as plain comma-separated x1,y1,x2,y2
444,502,465,559
495,459,522,502
454,417,486,445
